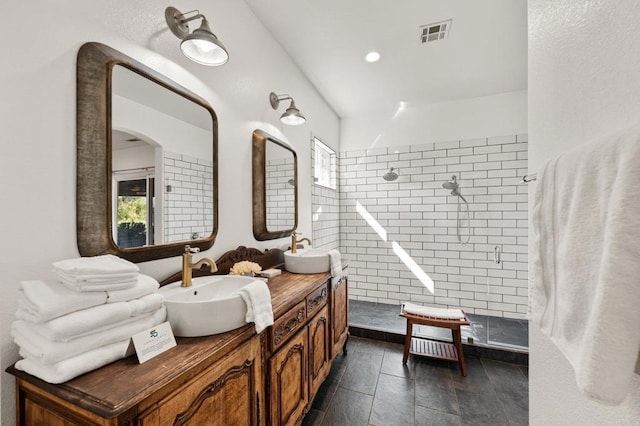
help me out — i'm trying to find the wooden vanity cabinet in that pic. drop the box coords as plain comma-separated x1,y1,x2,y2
8,268,348,426
138,334,263,426
330,275,349,358
12,332,264,426
308,305,331,399
267,305,331,426
268,327,308,426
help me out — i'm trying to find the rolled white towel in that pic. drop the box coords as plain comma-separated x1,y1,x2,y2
26,293,164,342
15,339,134,384
235,280,273,334
16,280,107,323
13,306,166,365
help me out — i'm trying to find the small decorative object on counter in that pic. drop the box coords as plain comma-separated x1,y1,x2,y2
229,261,262,277
259,269,281,278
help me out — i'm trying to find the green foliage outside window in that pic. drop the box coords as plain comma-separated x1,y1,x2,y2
117,196,147,224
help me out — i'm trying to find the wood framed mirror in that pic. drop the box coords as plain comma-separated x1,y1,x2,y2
77,42,218,263
252,129,298,240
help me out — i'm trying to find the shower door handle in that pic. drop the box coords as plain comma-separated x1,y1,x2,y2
494,246,501,264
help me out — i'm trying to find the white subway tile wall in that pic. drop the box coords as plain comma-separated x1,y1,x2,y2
266,158,296,230
311,140,340,250
163,151,214,243
339,135,528,319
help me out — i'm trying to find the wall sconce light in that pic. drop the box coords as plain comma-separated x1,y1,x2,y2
269,92,306,126
165,6,229,66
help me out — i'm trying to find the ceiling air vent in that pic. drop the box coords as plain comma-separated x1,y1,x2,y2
420,19,452,43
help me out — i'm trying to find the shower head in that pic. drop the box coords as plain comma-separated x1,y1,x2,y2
442,175,459,191
383,167,399,182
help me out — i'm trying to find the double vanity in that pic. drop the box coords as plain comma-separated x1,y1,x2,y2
7,41,347,424
8,262,349,425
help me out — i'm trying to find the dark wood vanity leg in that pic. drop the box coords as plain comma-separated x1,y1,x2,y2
343,332,349,355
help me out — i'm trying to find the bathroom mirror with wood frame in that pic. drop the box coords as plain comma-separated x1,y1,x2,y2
252,129,298,240
77,42,218,262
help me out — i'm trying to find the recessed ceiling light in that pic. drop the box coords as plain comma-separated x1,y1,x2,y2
365,51,380,63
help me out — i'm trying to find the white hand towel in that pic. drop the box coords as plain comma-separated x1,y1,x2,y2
106,274,160,303
13,306,166,365
53,255,139,292
16,280,107,323
328,249,342,277
530,124,640,405
27,293,164,342
403,302,465,320
15,339,134,384
53,254,139,276
57,272,138,292
235,280,273,334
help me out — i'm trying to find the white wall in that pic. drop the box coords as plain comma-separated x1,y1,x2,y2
340,90,527,152
0,1,339,423
529,0,640,423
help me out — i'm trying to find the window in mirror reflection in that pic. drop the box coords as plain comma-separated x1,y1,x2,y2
313,137,336,189
115,177,155,248
265,142,296,231
111,65,214,248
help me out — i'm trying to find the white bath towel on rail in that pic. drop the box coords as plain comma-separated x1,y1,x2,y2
530,123,640,405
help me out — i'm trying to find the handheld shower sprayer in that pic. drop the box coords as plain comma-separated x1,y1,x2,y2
442,175,471,244
442,175,459,194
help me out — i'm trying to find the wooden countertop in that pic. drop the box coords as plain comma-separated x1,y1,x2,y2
6,270,330,419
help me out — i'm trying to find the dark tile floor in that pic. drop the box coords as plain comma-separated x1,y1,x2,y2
303,336,529,426
349,300,529,351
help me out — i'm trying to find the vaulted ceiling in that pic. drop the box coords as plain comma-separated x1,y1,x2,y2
246,0,527,118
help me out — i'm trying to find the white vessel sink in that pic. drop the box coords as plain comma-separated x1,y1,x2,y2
159,275,256,337
284,249,330,274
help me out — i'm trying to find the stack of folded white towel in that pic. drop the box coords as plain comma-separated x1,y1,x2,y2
12,254,166,384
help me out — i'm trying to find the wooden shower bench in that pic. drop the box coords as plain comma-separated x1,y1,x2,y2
400,303,470,376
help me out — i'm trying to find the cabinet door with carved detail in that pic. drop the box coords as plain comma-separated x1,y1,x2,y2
268,328,308,426
331,275,349,358
308,306,330,400
140,335,263,426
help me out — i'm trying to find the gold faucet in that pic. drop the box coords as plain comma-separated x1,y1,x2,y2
182,245,218,287
291,231,312,254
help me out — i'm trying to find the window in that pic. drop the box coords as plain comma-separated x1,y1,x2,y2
113,170,155,248
313,137,336,189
